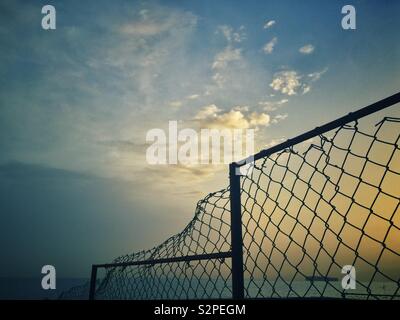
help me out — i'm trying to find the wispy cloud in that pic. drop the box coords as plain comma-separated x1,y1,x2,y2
211,30,244,87
263,20,276,29
299,44,315,54
187,94,200,100
212,47,242,70
120,9,197,37
263,37,277,54
217,25,246,43
209,25,247,88
308,67,328,81
271,113,288,124
258,99,289,111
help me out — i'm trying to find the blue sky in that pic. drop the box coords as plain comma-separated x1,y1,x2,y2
0,0,399,278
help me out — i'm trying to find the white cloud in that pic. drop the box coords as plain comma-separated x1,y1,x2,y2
249,112,270,127
308,67,328,81
211,25,246,87
271,113,288,124
212,110,251,129
233,105,250,112
299,44,315,54
263,20,276,29
263,37,277,54
187,94,200,100
302,86,311,94
194,104,221,120
217,25,246,43
270,71,301,95
258,99,289,111
212,47,242,70
212,72,225,87
270,68,327,96
194,105,270,129
211,44,243,87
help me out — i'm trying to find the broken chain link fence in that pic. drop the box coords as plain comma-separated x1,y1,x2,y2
60,94,400,300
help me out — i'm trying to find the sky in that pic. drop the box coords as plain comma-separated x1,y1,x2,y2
0,0,399,280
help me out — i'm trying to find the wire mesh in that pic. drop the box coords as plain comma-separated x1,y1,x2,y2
240,115,400,299
61,188,232,299
60,98,400,300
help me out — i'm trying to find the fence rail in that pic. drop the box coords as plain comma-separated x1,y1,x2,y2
88,251,232,300
239,92,400,165
61,92,400,300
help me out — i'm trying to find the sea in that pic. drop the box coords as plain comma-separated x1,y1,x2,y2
0,277,398,300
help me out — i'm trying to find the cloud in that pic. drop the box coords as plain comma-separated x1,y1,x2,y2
120,22,171,36
211,45,243,87
263,20,276,29
308,67,328,81
271,113,288,124
169,100,183,108
233,105,250,112
212,47,242,70
136,161,227,186
270,68,327,95
249,112,270,127
299,44,315,54
216,111,249,128
263,37,277,54
270,71,301,95
302,67,328,94
217,25,246,43
194,104,221,120
212,72,225,87
302,86,311,94
211,25,246,87
187,94,200,100
120,10,197,37
194,105,270,129
258,99,289,111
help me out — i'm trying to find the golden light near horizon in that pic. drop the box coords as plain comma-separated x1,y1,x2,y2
240,113,400,287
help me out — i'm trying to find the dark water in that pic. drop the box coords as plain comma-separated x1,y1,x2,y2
1,277,397,300
0,278,88,300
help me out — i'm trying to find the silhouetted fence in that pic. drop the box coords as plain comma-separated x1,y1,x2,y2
60,92,400,300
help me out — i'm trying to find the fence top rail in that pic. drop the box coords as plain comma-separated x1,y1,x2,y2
93,251,232,269
233,91,400,167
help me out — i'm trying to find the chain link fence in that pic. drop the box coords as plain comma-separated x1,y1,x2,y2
241,116,400,299
60,93,400,300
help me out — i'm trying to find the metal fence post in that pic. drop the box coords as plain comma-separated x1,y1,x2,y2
89,265,98,300
229,163,244,299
